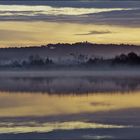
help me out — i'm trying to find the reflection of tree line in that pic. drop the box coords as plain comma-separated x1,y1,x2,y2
115,79,140,91
0,77,140,94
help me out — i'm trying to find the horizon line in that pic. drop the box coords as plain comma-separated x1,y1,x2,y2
0,42,140,49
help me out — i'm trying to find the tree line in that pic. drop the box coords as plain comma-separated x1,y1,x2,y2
7,52,140,68
86,52,140,66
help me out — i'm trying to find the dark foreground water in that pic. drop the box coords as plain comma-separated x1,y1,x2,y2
0,73,140,139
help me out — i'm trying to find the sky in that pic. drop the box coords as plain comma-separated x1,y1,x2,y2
0,0,139,47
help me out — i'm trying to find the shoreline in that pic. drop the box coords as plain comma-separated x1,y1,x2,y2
0,69,140,77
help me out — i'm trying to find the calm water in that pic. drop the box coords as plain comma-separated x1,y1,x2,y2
0,75,140,139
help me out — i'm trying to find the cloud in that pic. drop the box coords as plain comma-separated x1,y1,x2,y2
75,30,112,36
0,5,132,16
0,8,139,27
0,2,139,27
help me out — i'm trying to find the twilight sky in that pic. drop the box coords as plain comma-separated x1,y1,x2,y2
0,0,139,47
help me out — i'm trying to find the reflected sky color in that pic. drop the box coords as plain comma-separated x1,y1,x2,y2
0,91,140,117
0,121,128,134
0,90,139,134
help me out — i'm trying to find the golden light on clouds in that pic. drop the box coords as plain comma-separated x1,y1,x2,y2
0,5,131,16
0,22,139,47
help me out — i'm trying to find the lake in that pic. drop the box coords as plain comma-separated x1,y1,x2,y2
0,74,140,139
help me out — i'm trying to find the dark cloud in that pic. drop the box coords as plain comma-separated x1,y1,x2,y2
0,1,139,27
0,0,139,8
75,30,112,36
0,9,140,27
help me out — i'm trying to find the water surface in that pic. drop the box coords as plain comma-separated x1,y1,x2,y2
0,75,140,139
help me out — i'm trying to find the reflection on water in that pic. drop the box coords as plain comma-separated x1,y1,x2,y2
0,76,140,139
0,121,129,134
0,76,140,94
0,91,140,117
0,91,140,137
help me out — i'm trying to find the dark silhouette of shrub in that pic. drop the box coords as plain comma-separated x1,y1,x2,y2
28,55,45,66
112,52,140,65
86,58,101,65
12,60,21,67
45,57,53,64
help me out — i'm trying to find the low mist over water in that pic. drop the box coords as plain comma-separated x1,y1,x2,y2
0,0,140,139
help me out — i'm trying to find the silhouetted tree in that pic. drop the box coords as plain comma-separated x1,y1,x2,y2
127,52,140,64
112,52,140,65
28,55,44,66
86,58,100,64
12,60,21,67
45,57,53,64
